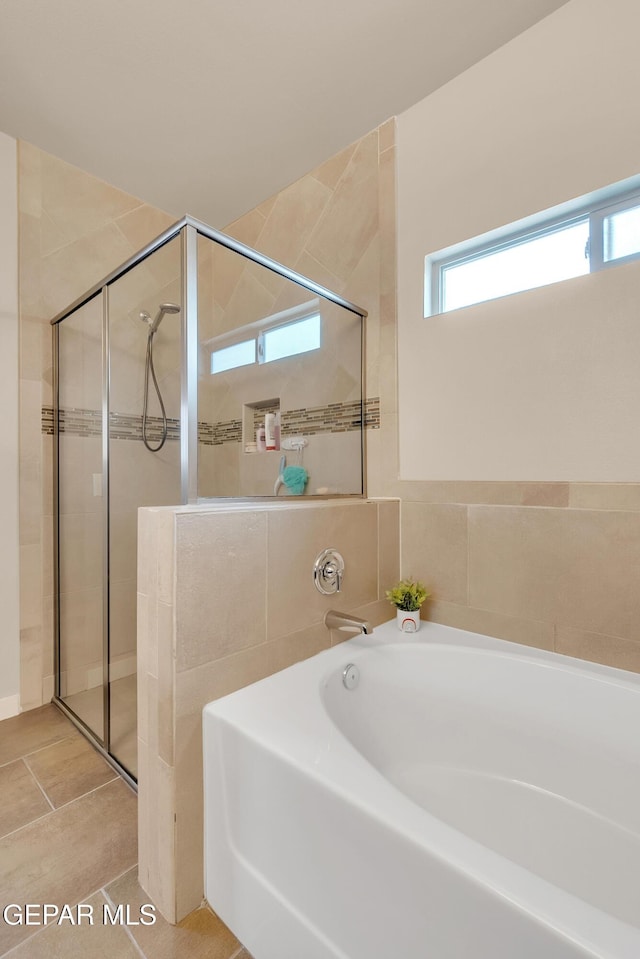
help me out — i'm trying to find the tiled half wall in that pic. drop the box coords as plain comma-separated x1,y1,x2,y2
136,498,399,923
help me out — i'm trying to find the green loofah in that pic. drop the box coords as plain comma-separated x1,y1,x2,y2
282,465,308,495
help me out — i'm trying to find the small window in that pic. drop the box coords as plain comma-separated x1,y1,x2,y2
208,307,321,375
210,338,255,374
603,202,640,262
427,178,640,316
258,313,321,364
441,219,590,313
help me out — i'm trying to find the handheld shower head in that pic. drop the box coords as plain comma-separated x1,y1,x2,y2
140,302,180,453
148,302,180,334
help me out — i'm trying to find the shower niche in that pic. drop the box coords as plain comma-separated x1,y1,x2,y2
53,216,366,782
242,398,280,453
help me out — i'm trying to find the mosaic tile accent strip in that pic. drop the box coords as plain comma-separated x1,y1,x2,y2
55,407,102,437
41,406,55,435
41,406,180,442
42,397,380,443
198,419,242,446
364,397,380,430
42,407,181,441
112,411,181,442
251,398,380,436
283,400,360,435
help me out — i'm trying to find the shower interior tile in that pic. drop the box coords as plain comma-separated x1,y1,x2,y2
109,673,138,777
60,684,104,739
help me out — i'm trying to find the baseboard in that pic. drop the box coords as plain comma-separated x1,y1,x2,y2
0,694,20,721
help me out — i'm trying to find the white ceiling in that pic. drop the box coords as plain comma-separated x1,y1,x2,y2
0,0,569,228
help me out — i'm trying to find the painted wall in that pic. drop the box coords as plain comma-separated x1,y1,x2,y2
391,0,640,671
0,132,20,718
397,0,640,481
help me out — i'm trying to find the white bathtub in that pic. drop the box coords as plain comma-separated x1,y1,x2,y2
203,620,640,959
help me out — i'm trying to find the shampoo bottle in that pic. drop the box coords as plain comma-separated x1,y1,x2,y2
265,412,276,450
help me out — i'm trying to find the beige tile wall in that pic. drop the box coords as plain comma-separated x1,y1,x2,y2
223,121,396,487
18,118,395,709
137,498,399,923
19,114,640,906
19,116,640,708
16,110,640,947
196,122,395,498
214,118,640,672
395,484,640,672
293,120,640,676
18,141,175,709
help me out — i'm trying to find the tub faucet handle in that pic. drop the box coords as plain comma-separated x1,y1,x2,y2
313,548,345,595
325,561,342,592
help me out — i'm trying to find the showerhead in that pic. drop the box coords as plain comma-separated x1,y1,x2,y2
150,302,180,334
144,302,181,334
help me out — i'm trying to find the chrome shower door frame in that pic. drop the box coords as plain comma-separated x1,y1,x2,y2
52,216,367,787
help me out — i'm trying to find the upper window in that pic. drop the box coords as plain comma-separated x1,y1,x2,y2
603,200,640,262
257,313,321,364
210,338,255,374
210,309,321,375
427,178,640,316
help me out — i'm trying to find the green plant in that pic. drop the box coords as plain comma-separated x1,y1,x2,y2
385,578,429,612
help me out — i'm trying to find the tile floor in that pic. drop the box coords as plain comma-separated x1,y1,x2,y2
0,704,252,959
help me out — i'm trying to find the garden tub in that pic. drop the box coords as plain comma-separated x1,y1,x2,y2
203,619,640,958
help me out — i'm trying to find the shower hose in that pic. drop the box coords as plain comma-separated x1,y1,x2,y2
142,329,167,452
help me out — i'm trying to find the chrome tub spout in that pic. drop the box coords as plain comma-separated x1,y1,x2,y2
324,610,372,635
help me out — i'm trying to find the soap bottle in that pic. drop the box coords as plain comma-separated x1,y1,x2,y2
265,412,276,450
256,425,266,452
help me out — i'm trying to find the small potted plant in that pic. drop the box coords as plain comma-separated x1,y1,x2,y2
386,578,429,632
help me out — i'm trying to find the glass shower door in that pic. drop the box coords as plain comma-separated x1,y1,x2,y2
107,236,183,777
57,295,106,741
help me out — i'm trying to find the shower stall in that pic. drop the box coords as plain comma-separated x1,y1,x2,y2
52,216,366,784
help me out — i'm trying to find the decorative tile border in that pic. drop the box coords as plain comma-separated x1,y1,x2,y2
41,407,55,435
364,397,381,430
43,407,101,437
112,411,181,442
283,398,380,435
250,398,380,438
42,407,181,441
41,397,381,445
198,419,242,446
